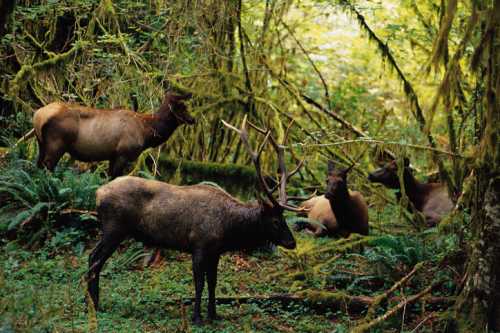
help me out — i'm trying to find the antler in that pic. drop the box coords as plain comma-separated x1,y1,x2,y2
221,116,279,208
222,117,308,212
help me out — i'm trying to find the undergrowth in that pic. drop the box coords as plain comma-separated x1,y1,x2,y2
0,155,463,332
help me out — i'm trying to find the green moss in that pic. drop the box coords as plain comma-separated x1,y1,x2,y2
154,156,257,198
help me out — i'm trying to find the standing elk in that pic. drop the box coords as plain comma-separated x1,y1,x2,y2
296,161,369,237
32,91,194,178
368,158,453,226
87,116,305,325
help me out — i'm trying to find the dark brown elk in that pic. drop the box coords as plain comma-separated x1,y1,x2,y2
32,91,194,178
296,161,369,237
87,116,304,325
368,158,453,226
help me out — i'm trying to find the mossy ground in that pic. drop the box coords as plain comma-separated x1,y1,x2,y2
0,235,345,333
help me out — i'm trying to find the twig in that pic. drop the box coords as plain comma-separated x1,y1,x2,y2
14,128,35,147
365,262,424,321
294,138,465,158
410,312,438,332
352,280,444,333
60,209,97,216
280,20,330,105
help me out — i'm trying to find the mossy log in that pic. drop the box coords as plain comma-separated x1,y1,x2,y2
152,155,257,198
170,291,372,314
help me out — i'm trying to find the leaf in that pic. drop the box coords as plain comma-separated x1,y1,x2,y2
7,202,49,230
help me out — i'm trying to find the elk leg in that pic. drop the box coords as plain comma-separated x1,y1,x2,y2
36,138,45,168
109,156,129,179
191,250,207,325
42,141,65,171
206,255,220,321
87,234,124,311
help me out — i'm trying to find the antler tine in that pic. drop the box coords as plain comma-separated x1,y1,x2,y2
287,158,305,181
281,203,311,213
221,117,278,207
253,119,305,212
247,120,267,135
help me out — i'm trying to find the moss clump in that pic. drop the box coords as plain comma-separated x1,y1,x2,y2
154,155,257,198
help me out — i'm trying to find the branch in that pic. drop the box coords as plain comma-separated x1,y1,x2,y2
352,280,444,333
280,19,330,105
8,40,87,97
294,138,465,158
365,262,424,321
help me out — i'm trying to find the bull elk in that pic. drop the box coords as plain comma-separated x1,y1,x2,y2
32,91,194,178
87,116,305,325
297,161,369,237
368,158,453,226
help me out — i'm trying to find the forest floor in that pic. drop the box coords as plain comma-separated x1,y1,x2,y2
0,213,456,333
1,235,343,333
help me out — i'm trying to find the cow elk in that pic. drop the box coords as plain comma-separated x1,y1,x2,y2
33,91,194,178
368,158,453,226
87,116,304,325
297,161,369,237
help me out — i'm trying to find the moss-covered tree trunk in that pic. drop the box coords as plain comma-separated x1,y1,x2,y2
0,0,15,38
453,3,500,331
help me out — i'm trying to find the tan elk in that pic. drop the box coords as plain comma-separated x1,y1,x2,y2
368,158,453,226
87,116,305,325
297,161,369,237
32,91,194,177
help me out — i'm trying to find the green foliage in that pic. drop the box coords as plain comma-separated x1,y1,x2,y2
0,158,105,246
365,234,431,271
156,156,257,198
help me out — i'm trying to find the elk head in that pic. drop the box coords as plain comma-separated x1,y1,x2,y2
222,116,307,250
325,160,353,200
368,157,410,189
162,91,195,125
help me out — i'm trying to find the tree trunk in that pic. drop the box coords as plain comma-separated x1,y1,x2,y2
452,3,500,331
0,0,15,39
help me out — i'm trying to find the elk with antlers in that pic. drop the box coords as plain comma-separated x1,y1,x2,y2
33,91,194,178
87,116,304,325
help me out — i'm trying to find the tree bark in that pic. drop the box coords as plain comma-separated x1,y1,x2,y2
453,3,500,331
0,0,15,39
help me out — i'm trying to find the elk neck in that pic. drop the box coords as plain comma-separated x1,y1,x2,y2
142,106,182,148
396,169,427,211
220,201,270,251
327,185,356,231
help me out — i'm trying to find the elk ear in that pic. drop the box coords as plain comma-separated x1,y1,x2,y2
327,160,335,173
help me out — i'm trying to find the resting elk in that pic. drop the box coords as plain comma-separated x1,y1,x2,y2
368,158,453,226
87,116,304,325
32,91,194,178
296,161,369,237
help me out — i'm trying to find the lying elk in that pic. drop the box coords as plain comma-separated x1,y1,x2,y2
87,116,305,325
297,161,369,237
32,91,194,178
368,158,453,226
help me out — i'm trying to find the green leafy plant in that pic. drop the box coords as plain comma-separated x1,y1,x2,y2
0,159,105,246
